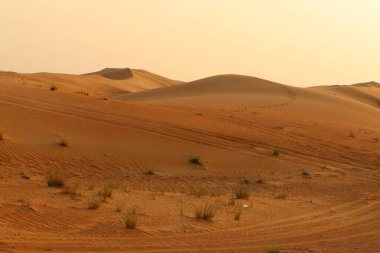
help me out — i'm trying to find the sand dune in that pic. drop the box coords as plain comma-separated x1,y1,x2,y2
0,70,379,252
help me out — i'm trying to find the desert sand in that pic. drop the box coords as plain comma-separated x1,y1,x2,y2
0,69,379,252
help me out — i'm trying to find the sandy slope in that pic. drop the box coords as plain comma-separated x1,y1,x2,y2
0,72,379,253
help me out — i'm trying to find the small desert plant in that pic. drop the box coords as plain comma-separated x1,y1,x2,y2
241,177,252,184
272,148,280,156
234,185,250,199
50,84,57,91
87,195,101,209
88,183,95,190
46,170,64,187
234,206,243,220
59,138,68,147
62,182,79,195
249,141,255,149
188,155,202,166
349,130,355,138
144,168,155,175
265,246,280,253
103,97,109,100
19,198,31,208
275,194,286,199
98,183,113,201
122,209,138,229
114,195,126,212
227,197,236,206
187,186,206,197
195,203,217,221
374,136,379,142
302,170,310,176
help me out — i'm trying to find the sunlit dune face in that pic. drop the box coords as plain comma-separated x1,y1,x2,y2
0,0,379,86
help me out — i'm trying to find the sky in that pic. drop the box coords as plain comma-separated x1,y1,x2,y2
0,0,379,87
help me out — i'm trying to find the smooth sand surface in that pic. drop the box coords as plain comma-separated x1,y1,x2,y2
0,70,379,252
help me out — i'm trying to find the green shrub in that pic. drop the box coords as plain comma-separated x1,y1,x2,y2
50,84,57,91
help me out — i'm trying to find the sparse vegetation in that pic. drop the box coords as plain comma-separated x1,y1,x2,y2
50,84,57,91
19,198,31,208
114,195,126,212
87,195,101,209
265,246,280,253
272,148,280,156
234,185,250,199
188,155,202,166
241,177,252,184
195,203,217,221
234,206,243,220
275,194,286,199
59,138,68,147
122,209,138,229
62,182,79,195
302,170,310,176
349,130,355,138
227,197,236,206
249,141,255,149
187,185,206,197
98,183,113,201
46,170,64,187
374,136,379,142
144,168,155,175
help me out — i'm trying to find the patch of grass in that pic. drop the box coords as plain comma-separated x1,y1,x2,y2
87,195,101,209
59,138,68,147
50,84,57,91
98,183,113,201
46,170,64,187
188,155,202,166
234,206,243,220
62,182,79,195
241,177,252,184
234,185,250,199
227,197,236,206
265,246,280,253
187,186,206,197
195,203,217,221
275,194,286,199
19,198,31,208
114,195,126,212
272,148,280,156
122,209,138,229
349,130,355,138
144,168,155,175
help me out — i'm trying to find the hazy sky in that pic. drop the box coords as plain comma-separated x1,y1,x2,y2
1,0,379,86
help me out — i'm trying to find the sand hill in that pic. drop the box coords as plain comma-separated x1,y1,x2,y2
0,70,379,252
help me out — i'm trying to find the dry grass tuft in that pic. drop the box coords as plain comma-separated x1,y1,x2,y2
272,148,280,156
234,185,250,199
122,209,138,229
59,138,68,147
19,198,32,208
46,170,64,187
265,246,280,253
98,183,113,201
144,168,155,175
62,182,79,195
187,186,206,197
87,195,101,209
234,206,243,220
195,203,217,221
114,195,126,212
188,155,202,166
